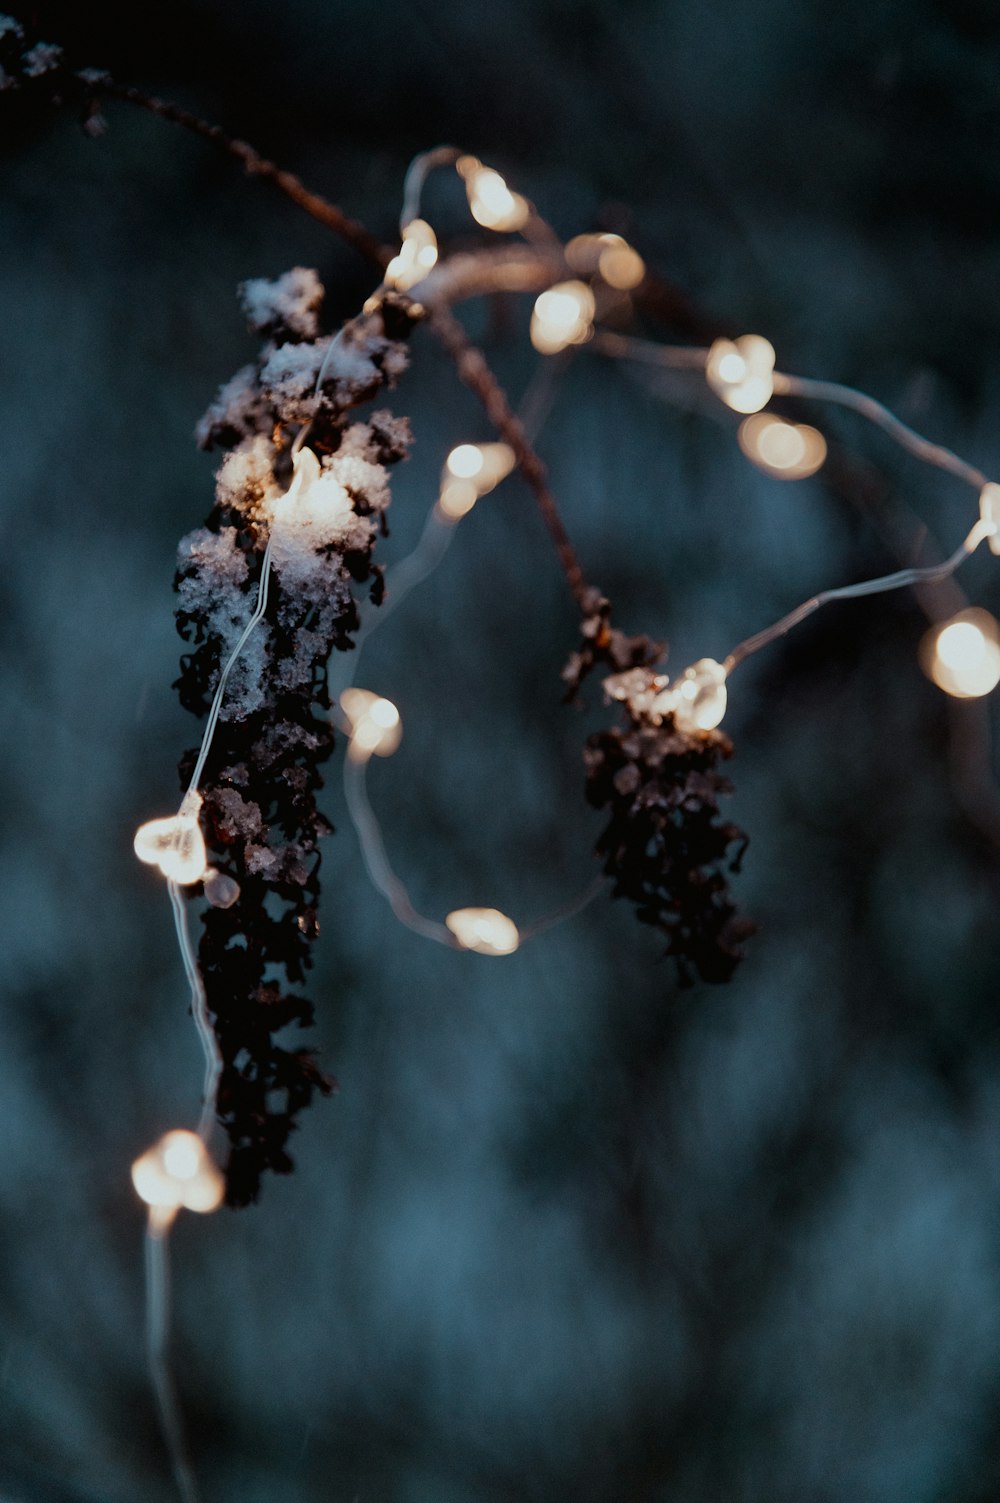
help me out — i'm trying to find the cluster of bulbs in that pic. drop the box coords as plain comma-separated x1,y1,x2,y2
699,331,1000,701
131,1130,223,1228
116,136,1000,1502
132,153,1000,1235
436,439,516,520
385,158,1000,725
595,323,1000,707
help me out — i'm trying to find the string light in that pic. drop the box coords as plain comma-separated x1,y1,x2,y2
134,450,326,892
705,335,775,413
530,281,596,355
445,907,520,955
446,443,485,480
737,413,827,479
270,446,354,531
115,134,1000,1503
597,234,645,290
134,792,208,886
921,610,1000,699
437,440,516,520
979,483,1000,557
456,155,529,232
565,232,645,290
384,217,439,291
340,688,403,762
131,1130,224,1218
668,658,729,732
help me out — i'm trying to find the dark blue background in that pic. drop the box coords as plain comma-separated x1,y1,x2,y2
3,3,1000,1499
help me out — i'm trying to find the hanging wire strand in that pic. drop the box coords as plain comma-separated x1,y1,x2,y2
772,373,990,490
333,345,606,948
399,144,462,232
342,757,454,944
145,1215,201,1503
724,520,995,675
167,881,223,1143
595,332,993,493
184,540,274,801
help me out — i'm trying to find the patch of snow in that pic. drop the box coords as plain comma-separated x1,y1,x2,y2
196,365,268,448
214,434,280,514
239,267,324,340
21,42,62,76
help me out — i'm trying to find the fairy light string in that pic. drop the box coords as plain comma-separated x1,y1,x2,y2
0,13,978,1477
331,353,603,952
131,145,1000,1181
78,108,997,1498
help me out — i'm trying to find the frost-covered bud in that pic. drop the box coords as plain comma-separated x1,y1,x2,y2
239,267,324,342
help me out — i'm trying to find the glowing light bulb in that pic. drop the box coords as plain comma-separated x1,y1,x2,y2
446,444,486,480
565,233,645,290
706,335,775,414
384,218,439,291
270,446,354,534
597,234,645,290
473,442,516,490
737,413,827,479
979,483,1000,557
437,442,516,521
340,688,403,762
445,907,520,956
203,869,240,909
457,157,529,232
273,447,352,533
438,478,479,520
921,609,1000,699
670,658,728,732
530,281,596,356
289,444,321,494
131,1130,224,1216
134,792,207,885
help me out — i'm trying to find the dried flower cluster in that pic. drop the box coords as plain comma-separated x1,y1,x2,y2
585,667,755,985
178,271,413,1203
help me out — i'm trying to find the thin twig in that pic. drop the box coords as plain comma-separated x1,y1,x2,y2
82,74,391,270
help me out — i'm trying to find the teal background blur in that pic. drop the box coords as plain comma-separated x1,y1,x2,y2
3,2,1000,1499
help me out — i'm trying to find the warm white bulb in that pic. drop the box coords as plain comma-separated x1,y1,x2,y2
564,233,645,290
447,444,486,480
134,794,207,885
979,483,1000,557
461,162,529,232
340,688,403,762
530,281,596,355
385,218,439,291
670,658,728,732
737,414,827,479
922,610,1000,698
131,1130,224,1215
706,335,775,414
437,442,515,522
445,907,520,956
437,478,479,520
597,234,645,290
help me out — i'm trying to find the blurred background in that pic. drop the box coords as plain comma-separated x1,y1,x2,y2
3,1,1000,1499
